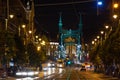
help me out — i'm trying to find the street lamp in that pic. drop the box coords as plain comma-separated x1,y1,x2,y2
35,35,38,39
100,31,104,45
105,25,109,39
97,35,100,43
100,31,104,34
113,3,119,9
9,14,14,19
105,25,109,29
94,38,97,42
113,14,118,19
37,46,41,51
41,40,46,46
22,24,26,28
29,30,32,34
97,35,100,39
97,1,103,6
97,0,103,15
92,41,95,45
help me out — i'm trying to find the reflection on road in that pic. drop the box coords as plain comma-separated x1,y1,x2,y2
16,77,39,80
15,67,64,80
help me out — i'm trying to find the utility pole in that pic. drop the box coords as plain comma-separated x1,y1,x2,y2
5,0,9,31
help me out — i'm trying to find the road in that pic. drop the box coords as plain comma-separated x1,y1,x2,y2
42,67,119,80
5,67,119,80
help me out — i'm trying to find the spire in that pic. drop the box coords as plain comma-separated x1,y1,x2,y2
78,13,83,36
58,12,63,33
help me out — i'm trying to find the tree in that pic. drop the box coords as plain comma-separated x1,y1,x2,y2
14,34,26,65
0,30,16,67
27,42,40,66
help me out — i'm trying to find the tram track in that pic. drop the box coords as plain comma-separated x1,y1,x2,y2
44,67,88,80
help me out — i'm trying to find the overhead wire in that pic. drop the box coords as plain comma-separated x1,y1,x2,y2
35,0,96,6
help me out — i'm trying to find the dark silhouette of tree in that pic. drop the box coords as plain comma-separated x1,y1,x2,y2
14,34,26,64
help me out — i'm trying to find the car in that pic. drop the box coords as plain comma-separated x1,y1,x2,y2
15,67,39,78
48,62,56,68
80,66,86,71
0,68,7,78
56,61,64,68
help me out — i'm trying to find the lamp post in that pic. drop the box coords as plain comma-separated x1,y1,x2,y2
112,2,119,30
4,0,9,68
97,35,100,43
100,31,104,45
97,0,103,15
5,0,9,31
105,25,109,39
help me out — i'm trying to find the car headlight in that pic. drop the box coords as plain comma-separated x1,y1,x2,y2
22,72,27,76
16,72,28,76
34,71,39,75
16,72,22,76
28,72,34,76
59,64,62,67
48,63,51,66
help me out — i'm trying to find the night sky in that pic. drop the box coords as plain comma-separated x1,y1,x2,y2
34,0,111,44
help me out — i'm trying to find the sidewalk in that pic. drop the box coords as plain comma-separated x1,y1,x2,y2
82,71,119,80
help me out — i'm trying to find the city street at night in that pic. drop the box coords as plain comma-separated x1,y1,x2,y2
6,67,119,80
0,0,120,80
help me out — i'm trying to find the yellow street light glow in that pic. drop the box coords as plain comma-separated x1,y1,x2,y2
29,30,32,34
41,40,45,45
94,38,97,41
37,46,41,51
100,31,104,34
113,14,118,19
97,36,100,39
35,35,38,38
105,25,109,29
113,3,118,8
39,38,41,41
9,14,14,19
22,24,26,28
92,41,95,44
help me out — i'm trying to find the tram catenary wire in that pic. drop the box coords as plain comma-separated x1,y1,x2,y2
35,0,96,7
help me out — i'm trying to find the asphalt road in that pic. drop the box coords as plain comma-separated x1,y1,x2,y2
43,67,119,80
4,67,119,80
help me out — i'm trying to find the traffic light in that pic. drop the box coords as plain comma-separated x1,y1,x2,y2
67,60,71,65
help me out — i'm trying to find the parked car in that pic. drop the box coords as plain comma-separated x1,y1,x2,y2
0,68,7,78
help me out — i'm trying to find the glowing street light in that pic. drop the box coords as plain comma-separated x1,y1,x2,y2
100,31,104,34
105,25,109,29
97,0,103,15
100,31,104,45
29,30,32,34
9,14,14,19
97,1,103,6
92,41,95,45
113,3,119,9
37,46,41,51
39,38,41,41
94,38,97,42
41,40,45,45
113,14,118,19
22,24,26,28
97,36,100,39
35,35,38,39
